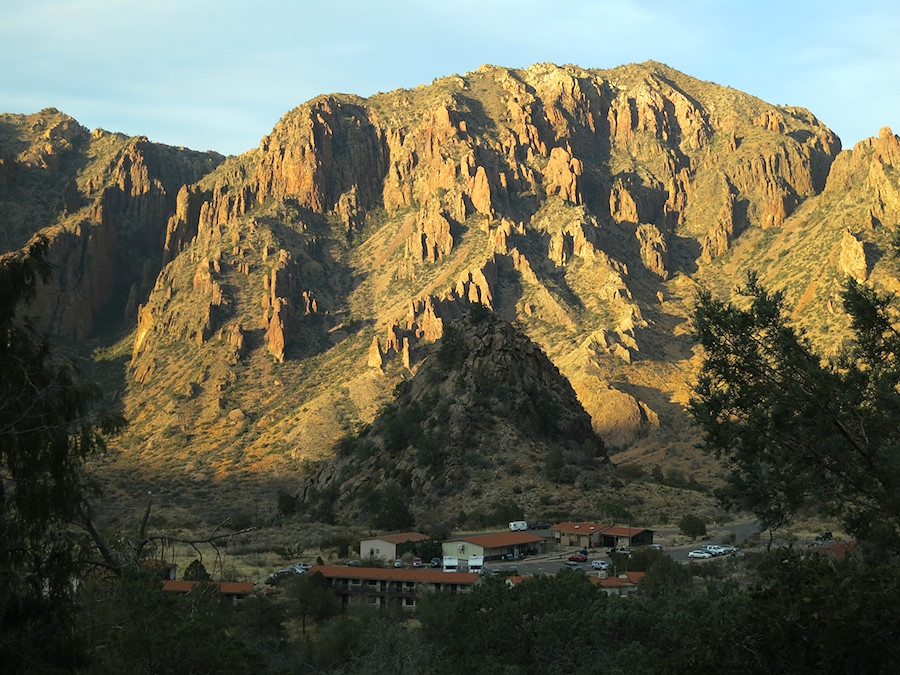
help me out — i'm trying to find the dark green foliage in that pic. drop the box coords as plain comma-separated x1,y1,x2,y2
436,322,466,369
418,573,667,673
487,499,524,525
318,535,354,559
78,572,256,674
277,488,299,516
363,481,416,530
0,237,123,671
183,559,211,581
678,514,707,540
305,485,338,524
596,497,635,523
690,274,900,550
703,549,900,672
284,571,340,634
544,445,565,480
466,301,493,325
639,553,693,596
624,547,665,572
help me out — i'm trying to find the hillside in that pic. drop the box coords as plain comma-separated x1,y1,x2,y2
3,61,900,524
300,307,610,524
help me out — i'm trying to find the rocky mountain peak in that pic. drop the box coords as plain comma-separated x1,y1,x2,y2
301,307,609,523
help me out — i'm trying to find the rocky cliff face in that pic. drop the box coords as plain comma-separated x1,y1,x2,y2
0,109,223,340
5,62,897,493
109,62,868,478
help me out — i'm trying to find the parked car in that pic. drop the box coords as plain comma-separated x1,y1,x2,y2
591,559,610,570
346,560,362,567
607,547,632,556
701,545,727,556
530,522,552,530
266,566,305,585
393,559,403,568
430,557,442,568
688,550,713,559
412,557,423,567
563,561,584,571
568,553,588,562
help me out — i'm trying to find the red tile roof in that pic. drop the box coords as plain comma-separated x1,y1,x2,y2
810,540,857,558
162,580,254,595
366,532,430,545
308,565,480,584
551,522,607,534
446,532,544,548
550,523,650,538
599,572,645,587
601,526,649,537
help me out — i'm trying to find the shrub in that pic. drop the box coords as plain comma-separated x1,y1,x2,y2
678,514,707,540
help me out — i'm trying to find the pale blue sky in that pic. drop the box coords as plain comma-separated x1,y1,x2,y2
2,0,897,156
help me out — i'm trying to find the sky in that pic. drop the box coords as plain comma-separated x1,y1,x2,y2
2,0,898,157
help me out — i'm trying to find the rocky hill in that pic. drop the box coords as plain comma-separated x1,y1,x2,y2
300,307,609,523
3,61,899,521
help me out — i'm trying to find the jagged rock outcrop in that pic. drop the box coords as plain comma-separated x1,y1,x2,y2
839,229,868,282
267,298,288,363
701,192,737,261
826,127,900,231
544,146,584,204
406,205,454,262
636,223,668,278
367,335,384,370
164,184,209,264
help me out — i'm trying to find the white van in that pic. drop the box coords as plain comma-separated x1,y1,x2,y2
468,555,484,573
508,521,528,531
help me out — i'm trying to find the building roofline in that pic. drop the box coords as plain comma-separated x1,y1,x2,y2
307,566,480,584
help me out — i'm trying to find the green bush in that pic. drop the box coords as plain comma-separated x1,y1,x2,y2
678,514,707,540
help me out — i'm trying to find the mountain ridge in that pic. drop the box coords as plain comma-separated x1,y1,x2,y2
2,61,898,523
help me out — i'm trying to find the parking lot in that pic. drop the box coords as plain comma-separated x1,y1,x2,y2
480,521,760,576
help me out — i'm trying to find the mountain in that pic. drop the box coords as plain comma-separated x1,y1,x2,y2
2,62,899,522
300,307,609,523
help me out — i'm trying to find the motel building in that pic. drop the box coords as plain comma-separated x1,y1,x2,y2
441,531,548,562
306,566,480,610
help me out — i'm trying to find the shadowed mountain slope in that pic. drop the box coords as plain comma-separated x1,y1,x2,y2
300,307,609,524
